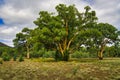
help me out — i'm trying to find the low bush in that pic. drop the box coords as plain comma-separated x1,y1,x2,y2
0,58,3,64
30,50,44,58
43,51,55,58
19,55,24,62
54,50,63,61
71,51,90,58
1,52,11,61
13,55,17,61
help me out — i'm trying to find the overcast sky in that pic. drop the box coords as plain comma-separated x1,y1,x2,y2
0,0,120,47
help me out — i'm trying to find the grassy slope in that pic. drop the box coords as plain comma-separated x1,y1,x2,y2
0,58,120,80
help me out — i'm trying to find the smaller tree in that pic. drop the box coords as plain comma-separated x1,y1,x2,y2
13,27,32,59
78,23,119,60
96,23,118,60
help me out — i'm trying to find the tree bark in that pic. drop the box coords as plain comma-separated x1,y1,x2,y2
26,46,30,59
98,51,103,60
98,43,105,60
98,39,108,60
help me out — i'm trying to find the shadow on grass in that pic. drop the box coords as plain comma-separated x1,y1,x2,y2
31,58,100,63
30,57,120,65
69,58,99,63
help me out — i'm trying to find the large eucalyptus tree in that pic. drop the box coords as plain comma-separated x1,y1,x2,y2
33,4,98,61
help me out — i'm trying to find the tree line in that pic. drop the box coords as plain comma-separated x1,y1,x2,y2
10,4,120,61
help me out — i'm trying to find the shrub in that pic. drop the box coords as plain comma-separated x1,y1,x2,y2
0,58,3,64
54,50,69,61
43,51,55,58
30,50,44,58
71,51,90,58
13,55,17,61
63,50,70,61
19,55,24,62
54,50,62,61
1,52,11,61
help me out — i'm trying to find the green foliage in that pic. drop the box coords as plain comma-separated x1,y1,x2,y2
30,50,43,58
0,47,14,57
43,51,55,58
13,27,32,59
71,51,90,58
1,52,11,61
19,55,24,62
0,58,3,64
105,45,120,57
32,4,99,61
13,52,18,61
63,50,70,61
55,50,63,61
13,4,119,60
13,55,17,61
54,50,69,61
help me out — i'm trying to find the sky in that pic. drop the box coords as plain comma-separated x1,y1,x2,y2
0,0,120,47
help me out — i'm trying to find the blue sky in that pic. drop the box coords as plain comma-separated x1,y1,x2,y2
0,18,4,25
0,0,4,4
0,0,120,46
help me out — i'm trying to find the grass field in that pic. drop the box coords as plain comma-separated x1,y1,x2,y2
0,58,120,80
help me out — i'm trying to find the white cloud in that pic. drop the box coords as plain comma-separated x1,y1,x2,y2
0,26,19,47
92,0,120,28
1,26,18,34
0,0,120,46
0,5,34,25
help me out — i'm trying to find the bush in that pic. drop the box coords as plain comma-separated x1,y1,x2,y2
1,52,11,61
30,50,44,58
71,51,90,58
19,55,24,62
54,50,69,61
13,55,17,61
63,50,70,61
43,51,55,58
0,58,3,64
54,50,62,61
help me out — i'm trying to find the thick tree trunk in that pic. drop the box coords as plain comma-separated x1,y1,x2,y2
55,19,76,61
98,38,108,60
98,51,103,60
27,52,30,59
56,42,70,61
62,49,69,61
55,49,70,61
98,44,105,60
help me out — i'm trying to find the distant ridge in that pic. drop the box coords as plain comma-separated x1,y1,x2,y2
0,42,11,48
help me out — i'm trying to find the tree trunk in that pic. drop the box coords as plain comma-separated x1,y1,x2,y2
98,44,105,60
27,52,30,59
56,43,70,61
26,46,30,59
62,49,69,61
98,51,103,60
55,19,74,61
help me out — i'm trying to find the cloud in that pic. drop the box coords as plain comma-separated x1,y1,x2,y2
0,5,34,25
0,0,120,46
0,25,22,46
92,0,120,28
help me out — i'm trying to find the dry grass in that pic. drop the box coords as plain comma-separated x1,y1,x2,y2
0,58,120,80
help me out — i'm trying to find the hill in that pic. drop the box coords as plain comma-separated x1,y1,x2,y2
0,42,11,48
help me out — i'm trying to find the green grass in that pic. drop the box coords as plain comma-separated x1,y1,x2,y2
0,58,120,80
